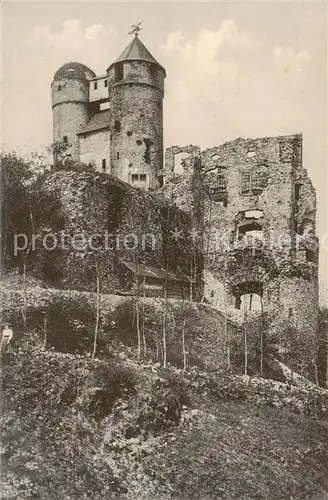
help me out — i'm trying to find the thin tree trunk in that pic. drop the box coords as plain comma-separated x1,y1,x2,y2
182,318,187,371
163,284,167,368
244,296,248,377
92,271,100,358
136,301,141,362
224,313,231,368
142,277,146,358
22,257,27,332
43,314,47,349
314,361,319,386
260,294,264,377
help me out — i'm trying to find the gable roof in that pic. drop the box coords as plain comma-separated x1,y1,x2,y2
108,36,165,74
78,110,110,135
119,259,193,283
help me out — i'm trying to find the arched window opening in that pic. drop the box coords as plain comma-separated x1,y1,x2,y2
174,152,190,174
234,282,263,311
237,221,263,247
235,293,262,311
143,138,153,164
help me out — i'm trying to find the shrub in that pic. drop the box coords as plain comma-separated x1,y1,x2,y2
137,369,191,434
86,361,139,421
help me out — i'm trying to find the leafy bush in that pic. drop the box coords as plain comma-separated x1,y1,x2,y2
86,361,139,421
6,294,104,355
1,347,123,499
137,369,191,434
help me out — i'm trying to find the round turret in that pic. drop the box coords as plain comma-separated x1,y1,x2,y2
51,62,95,161
107,36,166,190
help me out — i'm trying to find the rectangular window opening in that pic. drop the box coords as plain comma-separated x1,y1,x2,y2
94,82,98,90
295,184,302,202
116,152,120,160
104,79,108,87
131,173,149,188
306,249,316,263
102,159,106,171
115,63,124,82
63,136,68,144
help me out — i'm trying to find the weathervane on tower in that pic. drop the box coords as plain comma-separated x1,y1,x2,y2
129,22,142,37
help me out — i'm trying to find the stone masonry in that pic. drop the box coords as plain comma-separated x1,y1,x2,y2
161,135,319,373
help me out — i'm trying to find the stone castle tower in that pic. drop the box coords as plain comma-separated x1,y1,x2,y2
51,62,96,161
107,35,165,190
52,33,165,190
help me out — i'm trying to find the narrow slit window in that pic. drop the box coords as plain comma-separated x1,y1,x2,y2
295,184,302,202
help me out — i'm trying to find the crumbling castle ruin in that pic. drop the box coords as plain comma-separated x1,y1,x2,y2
52,33,319,366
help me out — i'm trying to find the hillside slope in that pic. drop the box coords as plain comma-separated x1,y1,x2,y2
1,276,328,499
1,334,328,500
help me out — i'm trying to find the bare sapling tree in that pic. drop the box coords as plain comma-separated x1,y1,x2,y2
182,318,187,371
243,294,248,377
92,259,101,358
162,279,168,368
260,294,265,377
142,276,147,358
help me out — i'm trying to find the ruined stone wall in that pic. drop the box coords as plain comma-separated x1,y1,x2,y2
40,169,193,293
108,61,165,190
163,134,319,372
79,130,110,172
164,145,201,182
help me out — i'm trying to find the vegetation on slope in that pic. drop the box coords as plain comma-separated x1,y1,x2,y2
1,321,328,499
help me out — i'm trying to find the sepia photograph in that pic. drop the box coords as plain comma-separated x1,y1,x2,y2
1,1,328,499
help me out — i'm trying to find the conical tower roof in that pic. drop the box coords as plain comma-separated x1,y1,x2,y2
108,36,165,74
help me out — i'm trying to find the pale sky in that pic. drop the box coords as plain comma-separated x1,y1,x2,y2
1,1,327,303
